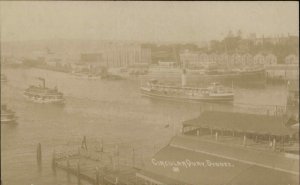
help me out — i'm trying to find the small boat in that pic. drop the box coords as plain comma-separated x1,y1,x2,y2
24,77,65,104
101,73,124,80
71,69,101,80
1,74,7,82
72,72,101,80
1,105,17,124
140,80,234,103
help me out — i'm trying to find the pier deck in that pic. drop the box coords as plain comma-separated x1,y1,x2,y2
53,147,141,185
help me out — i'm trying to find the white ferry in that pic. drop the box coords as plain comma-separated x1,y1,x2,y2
141,68,234,103
24,78,65,104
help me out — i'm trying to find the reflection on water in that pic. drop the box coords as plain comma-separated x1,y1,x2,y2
1,68,288,185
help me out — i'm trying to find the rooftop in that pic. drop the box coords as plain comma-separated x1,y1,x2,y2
183,111,296,136
139,135,299,185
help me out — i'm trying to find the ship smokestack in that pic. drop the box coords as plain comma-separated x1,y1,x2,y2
181,69,186,87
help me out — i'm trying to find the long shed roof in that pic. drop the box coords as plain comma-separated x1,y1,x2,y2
139,135,299,185
183,111,296,135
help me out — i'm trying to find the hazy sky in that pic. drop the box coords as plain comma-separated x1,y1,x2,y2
0,1,298,43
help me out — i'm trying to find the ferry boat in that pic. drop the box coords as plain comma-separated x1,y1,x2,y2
1,105,17,124
71,71,101,80
24,77,65,104
1,74,7,82
140,71,234,103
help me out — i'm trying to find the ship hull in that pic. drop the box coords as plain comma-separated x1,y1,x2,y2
1,114,17,124
140,88,234,103
71,72,101,80
23,94,65,104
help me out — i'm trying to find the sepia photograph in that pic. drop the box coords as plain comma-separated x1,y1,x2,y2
0,1,299,185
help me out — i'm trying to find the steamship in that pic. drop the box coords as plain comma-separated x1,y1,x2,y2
140,70,234,103
71,70,101,80
23,77,65,104
1,105,17,124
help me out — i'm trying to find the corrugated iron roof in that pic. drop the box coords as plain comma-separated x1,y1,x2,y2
183,111,295,135
139,137,299,185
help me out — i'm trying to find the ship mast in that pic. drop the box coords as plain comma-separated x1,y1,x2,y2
179,49,187,87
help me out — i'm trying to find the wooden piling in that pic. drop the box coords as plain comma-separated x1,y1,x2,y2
37,143,42,166
77,160,81,185
215,132,218,141
243,135,247,147
66,157,70,181
52,150,56,175
282,136,285,152
273,138,276,151
132,148,135,167
95,167,99,185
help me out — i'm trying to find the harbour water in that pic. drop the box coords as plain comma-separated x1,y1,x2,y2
1,68,288,185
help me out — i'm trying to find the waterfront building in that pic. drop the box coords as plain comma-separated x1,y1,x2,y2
285,54,299,65
265,53,277,65
287,80,299,107
78,42,152,69
253,54,265,66
136,111,299,185
179,50,200,68
265,64,299,81
198,53,210,67
103,42,151,68
179,50,281,69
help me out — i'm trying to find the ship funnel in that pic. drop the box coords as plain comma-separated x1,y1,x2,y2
181,69,186,87
37,77,45,88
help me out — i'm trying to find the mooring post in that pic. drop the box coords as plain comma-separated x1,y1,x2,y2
95,167,99,185
37,143,42,166
100,138,103,161
273,137,276,151
52,150,56,175
215,132,218,141
243,135,247,147
66,156,70,182
132,148,135,167
77,160,81,185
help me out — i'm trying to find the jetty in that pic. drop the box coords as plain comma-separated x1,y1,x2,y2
50,137,145,185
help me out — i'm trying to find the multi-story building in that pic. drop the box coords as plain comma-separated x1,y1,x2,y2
285,54,299,65
103,42,152,68
79,42,152,69
179,50,279,68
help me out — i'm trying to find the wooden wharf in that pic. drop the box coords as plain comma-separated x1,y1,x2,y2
51,139,144,185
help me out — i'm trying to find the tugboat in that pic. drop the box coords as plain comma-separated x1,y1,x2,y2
24,77,65,104
1,105,17,124
140,70,234,103
1,74,7,82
